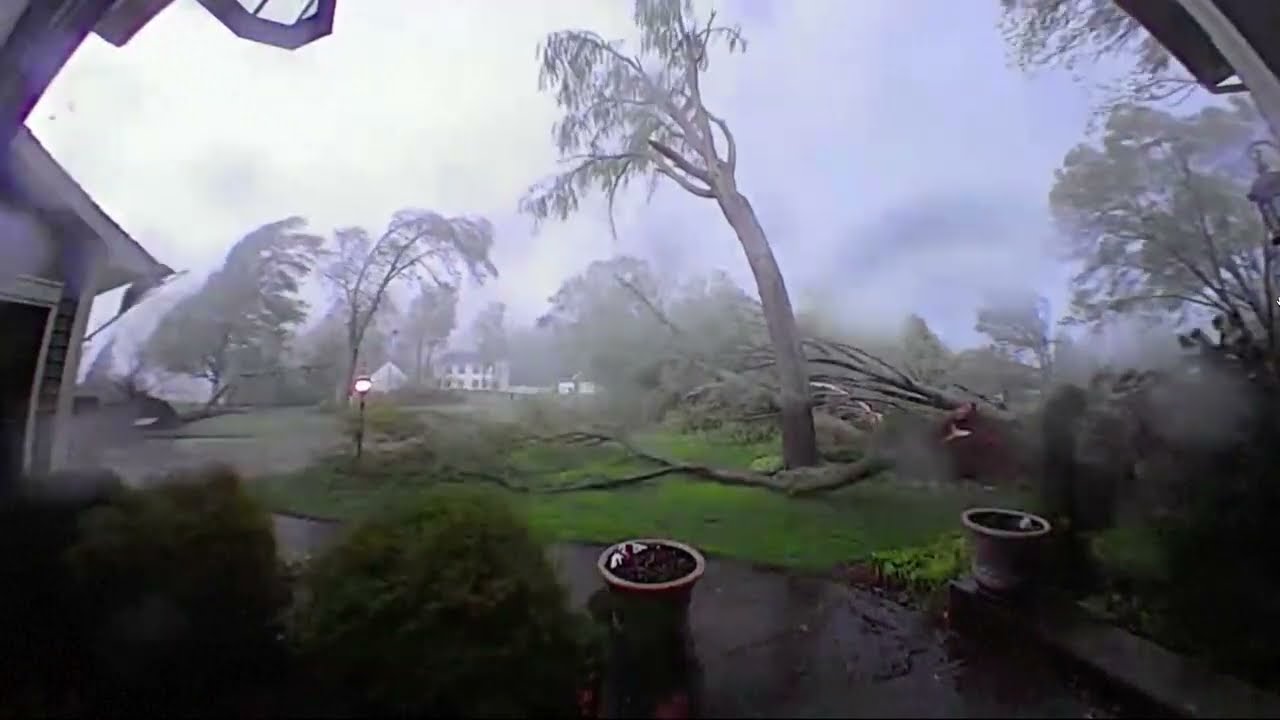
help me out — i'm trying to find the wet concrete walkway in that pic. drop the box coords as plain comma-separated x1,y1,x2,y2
272,514,1111,718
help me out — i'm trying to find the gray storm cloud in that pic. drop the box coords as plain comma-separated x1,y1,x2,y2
29,0,1097,373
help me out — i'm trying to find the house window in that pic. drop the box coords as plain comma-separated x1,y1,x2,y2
470,378,479,389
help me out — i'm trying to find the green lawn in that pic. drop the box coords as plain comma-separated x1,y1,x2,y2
175,407,341,438
252,428,1028,570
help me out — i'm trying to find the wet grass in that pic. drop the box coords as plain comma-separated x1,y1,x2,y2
252,425,1028,570
174,407,340,438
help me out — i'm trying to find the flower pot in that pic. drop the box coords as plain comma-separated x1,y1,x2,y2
598,539,705,597
597,540,705,641
595,540,705,719
961,508,1051,595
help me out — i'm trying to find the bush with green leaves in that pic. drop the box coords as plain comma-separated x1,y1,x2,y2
388,386,466,406
870,533,969,592
293,487,597,715
0,468,123,714
67,464,290,712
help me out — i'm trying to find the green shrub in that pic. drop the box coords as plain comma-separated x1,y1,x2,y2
388,386,467,406
344,401,426,442
1155,460,1280,689
67,464,290,712
869,533,969,592
0,468,123,713
748,454,783,473
294,487,595,715
711,419,778,445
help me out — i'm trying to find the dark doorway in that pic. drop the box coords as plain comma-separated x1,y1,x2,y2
0,300,49,492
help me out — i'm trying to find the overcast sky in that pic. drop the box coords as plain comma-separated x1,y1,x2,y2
34,0,1097,351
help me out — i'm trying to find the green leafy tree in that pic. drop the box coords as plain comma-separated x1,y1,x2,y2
472,301,508,365
505,325,565,387
146,217,322,403
998,0,1195,109
1051,99,1277,349
520,0,820,467
320,210,497,402
538,255,668,389
950,345,1038,401
898,314,953,385
404,283,458,384
975,291,1055,384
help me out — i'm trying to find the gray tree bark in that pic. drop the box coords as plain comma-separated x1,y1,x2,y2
716,190,819,468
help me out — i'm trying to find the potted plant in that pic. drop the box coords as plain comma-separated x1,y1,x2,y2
961,507,1052,595
593,539,706,719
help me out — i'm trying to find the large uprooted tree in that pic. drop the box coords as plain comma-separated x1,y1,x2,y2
520,0,820,467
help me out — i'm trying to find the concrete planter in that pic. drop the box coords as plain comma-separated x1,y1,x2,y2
961,508,1051,594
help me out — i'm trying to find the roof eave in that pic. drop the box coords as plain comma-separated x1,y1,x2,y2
10,127,169,293
1114,0,1234,89
1115,0,1280,93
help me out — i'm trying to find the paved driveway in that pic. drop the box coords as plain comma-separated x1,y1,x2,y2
270,515,1112,718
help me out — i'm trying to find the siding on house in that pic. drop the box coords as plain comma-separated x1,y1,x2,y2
29,295,75,472
436,351,510,391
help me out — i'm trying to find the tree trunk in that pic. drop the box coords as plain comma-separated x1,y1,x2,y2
716,190,819,468
425,344,438,384
414,338,425,385
336,345,359,405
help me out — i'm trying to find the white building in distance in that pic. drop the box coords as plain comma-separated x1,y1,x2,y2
435,351,510,391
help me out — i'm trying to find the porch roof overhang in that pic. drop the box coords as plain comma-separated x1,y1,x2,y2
8,126,170,294
94,0,336,50
1114,0,1280,93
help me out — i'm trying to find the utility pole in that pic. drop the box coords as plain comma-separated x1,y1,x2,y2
1176,0,1280,142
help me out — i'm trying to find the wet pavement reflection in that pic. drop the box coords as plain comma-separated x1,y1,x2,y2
551,544,1129,719
272,517,1129,718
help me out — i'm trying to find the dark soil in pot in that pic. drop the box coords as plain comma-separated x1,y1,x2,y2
610,543,698,584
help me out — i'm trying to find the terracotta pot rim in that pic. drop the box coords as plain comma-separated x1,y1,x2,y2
962,507,1052,539
597,538,706,592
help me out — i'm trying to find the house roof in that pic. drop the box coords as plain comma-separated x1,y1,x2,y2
93,0,175,47
8,126,170,293
1115,0,1280,93
371,361,407,379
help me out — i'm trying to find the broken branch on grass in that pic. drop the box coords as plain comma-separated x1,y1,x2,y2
534,430,891,497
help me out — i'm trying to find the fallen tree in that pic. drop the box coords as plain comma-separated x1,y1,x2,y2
463,278,1023,497
443,429,893,498
533,431,892,497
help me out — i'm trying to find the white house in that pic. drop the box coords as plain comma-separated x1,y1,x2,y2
369,361,408,393
555,372,598,395
436,351,510,391
2,126,169,480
